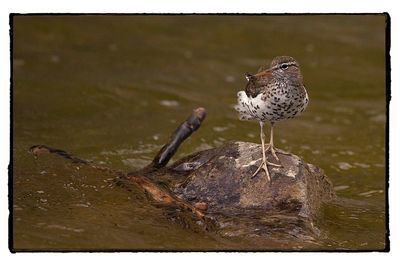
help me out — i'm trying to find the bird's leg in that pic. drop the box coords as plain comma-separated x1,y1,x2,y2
252,122,269,180
269,122,279,161
267,123,290,162
252,122,280,180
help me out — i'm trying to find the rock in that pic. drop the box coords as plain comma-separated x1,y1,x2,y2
164,141,336,237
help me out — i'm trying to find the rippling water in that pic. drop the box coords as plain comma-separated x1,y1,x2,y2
12,15,387,250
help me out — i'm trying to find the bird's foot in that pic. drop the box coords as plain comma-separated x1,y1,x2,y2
265,145,289,163
251,158,281,181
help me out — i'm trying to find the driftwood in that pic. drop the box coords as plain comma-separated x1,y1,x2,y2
30,108,211,227
29,107,336,238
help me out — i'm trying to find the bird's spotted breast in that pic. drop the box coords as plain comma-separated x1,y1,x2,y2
235,87,308,122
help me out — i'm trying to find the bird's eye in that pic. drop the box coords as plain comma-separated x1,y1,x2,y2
280,64,289,70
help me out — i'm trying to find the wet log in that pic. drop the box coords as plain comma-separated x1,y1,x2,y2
29,108,210,227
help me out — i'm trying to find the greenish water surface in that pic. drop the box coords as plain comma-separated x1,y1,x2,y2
12,15,387,250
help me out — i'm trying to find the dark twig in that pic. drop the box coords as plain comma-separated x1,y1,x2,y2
29,145,88,164
150,107,206,169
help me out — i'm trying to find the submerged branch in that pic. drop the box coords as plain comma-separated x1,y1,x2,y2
28,107,209,225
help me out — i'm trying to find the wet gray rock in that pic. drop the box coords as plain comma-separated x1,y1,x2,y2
168,141,335,222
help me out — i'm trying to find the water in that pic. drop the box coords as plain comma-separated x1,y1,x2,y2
12,15,387,250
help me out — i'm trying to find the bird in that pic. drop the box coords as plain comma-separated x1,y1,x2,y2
235,56,309,181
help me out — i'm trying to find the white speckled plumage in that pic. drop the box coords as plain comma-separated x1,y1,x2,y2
235,88,308,122
234,56,309,181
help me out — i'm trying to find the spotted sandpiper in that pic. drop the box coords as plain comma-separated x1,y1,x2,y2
235,56,309,181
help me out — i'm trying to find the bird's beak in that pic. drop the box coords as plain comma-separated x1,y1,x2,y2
245,73,253,81
253,68,272,78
